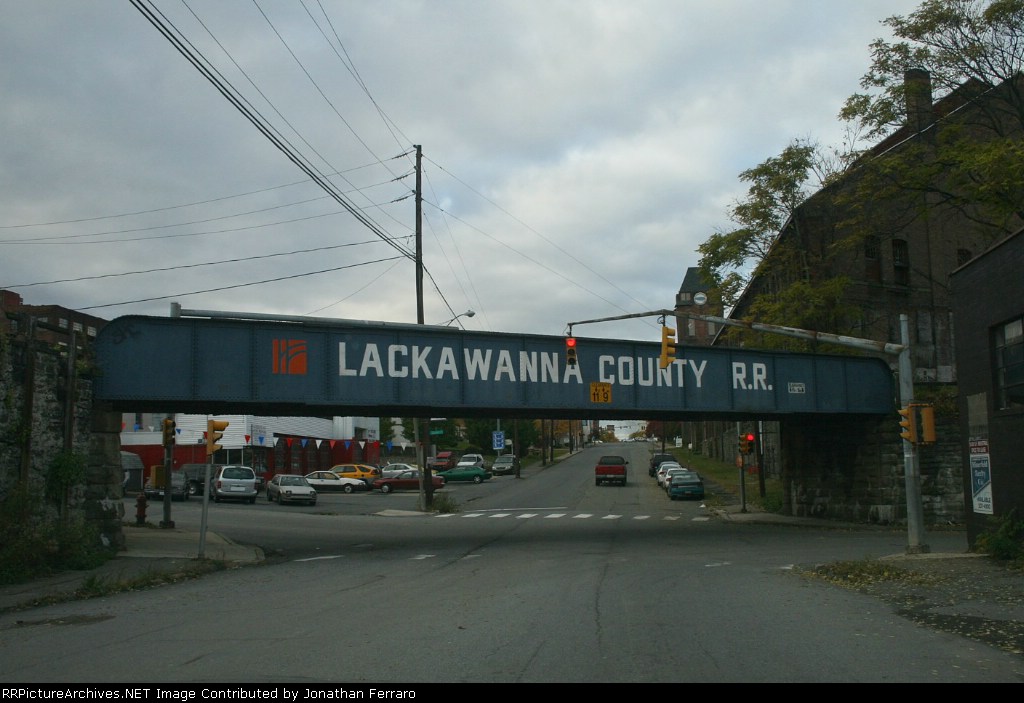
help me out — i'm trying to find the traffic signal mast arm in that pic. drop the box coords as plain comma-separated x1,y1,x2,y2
567,309,907,356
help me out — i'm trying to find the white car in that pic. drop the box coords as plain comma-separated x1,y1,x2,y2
266,474,317,505
458,454,486,469
304,471,367,493
380,463,422,477
656,461,683,487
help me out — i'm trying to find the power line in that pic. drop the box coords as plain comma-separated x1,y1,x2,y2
2,238,399,288
76,255,405,311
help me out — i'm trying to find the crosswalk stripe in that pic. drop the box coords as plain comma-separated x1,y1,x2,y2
431,511,708,521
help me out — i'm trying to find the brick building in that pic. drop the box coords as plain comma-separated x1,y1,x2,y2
950,228,1024,545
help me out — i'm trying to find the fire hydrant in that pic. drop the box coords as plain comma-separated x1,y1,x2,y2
135,493,148,525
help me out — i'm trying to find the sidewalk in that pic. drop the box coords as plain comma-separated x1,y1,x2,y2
0,523,264,614
714,502,978,560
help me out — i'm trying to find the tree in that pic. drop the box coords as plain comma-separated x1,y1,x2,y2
700,0,1024,350
839,0,1024,232
697,140,841,310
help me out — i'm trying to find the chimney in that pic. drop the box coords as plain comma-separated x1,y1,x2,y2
904,68,934,134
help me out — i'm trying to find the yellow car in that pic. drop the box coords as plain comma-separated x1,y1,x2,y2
330,463,381,487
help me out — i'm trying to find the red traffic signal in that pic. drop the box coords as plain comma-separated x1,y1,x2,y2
565,337,578,366
739,433,756,454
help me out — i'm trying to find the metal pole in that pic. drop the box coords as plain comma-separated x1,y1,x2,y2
198,453,212,559
899,314,929,553
161,413,175,529
736,421,747,513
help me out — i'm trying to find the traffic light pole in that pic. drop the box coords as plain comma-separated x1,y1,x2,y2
898,315,928,553
161,415,175,529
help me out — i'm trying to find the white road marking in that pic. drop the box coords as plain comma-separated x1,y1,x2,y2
294,555,344,562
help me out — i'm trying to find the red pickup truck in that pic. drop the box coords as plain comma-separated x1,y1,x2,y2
427,451,457,471
595,455,629,486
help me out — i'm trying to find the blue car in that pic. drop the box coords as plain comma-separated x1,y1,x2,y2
667,471,705,500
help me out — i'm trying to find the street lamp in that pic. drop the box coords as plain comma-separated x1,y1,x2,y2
439,309,475,327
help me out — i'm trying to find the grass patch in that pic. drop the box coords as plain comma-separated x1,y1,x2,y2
0,492,117,585
653,449,785,512
11,559,231,611
974,510,1024,563
430,492,460,514
799,559,942,589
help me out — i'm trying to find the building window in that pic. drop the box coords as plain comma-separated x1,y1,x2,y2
58,318,68,329
957,248,973,266
994,316,1024,409
73,321,83,333
892,239,910,286
87,326,97,337
864,235,881,282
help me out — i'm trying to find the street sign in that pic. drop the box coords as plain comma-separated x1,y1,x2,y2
429,429,443,435
492,431,505,450
590,382,612,403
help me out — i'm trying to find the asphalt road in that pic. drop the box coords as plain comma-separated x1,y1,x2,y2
0,443,1019,683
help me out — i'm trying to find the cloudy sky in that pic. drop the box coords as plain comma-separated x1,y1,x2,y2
1,0,922,343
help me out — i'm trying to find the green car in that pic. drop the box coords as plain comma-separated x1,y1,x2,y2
436,463,493,484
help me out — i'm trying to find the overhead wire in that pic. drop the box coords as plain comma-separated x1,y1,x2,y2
52,3,648,325
2,237,399,288
77,255,406,311
129,0,415,264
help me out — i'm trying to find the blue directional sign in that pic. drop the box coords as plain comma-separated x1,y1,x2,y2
492,431,505,450
94,314,894,419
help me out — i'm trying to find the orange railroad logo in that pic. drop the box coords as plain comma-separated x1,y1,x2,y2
272,339,307,375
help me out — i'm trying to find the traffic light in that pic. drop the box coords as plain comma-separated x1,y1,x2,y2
161,418,176,448
659,326,677,369
739,432,755,454
206,419,229,456
565,337,578,367
919,404,936,444
898,406,917,444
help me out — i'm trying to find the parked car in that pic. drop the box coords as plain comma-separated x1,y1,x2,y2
437,463,492,484
209,465,258,503
661,467,692,491
144,470,190,502
380,463,421,477
667,471,705,500
372,469,444,494
305,471,367,493
427,451,457,471
330,463,380,486
458,453,487,470
490,454,520,476
649,453,676,477
267,474,317,505
656,461,683,487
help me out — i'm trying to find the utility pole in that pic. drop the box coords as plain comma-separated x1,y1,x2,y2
413,145,434,511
